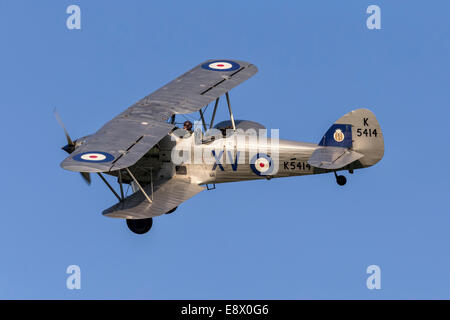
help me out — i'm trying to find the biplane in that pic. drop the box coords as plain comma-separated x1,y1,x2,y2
57,59,384,234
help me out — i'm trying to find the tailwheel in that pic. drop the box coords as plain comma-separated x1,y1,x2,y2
126,218,153,234
334,171,347,186
165,206,178,215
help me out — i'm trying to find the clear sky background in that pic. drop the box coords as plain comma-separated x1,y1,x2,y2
1,0,449,299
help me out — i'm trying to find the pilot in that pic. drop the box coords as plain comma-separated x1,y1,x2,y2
183,120,193,133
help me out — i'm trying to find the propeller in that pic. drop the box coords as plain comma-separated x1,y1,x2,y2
54,108,75,153
54,108,91,185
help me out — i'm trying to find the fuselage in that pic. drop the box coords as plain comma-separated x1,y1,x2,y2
111,129,368,187
203,138,319,184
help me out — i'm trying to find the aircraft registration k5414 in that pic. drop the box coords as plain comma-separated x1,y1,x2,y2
56,59,384,234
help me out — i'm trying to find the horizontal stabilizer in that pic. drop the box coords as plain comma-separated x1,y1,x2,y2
103,178,205,219
307,147,364,170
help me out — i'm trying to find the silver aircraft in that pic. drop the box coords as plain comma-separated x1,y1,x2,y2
57,59,384,234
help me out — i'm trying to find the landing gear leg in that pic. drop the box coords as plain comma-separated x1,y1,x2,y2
126,218,153,234
334,171,347,186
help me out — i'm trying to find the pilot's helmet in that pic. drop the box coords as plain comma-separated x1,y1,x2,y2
183,120,193,131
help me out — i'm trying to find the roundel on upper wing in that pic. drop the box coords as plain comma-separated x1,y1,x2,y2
250,153,274,176
201,60,241,72
72,151,114,163
333,129,345,142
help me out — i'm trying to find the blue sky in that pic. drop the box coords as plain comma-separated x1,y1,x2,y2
1,0,449,299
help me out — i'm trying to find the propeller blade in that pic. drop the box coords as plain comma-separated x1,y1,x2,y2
80,172,91,185
53,108,74,146
55,109,91,186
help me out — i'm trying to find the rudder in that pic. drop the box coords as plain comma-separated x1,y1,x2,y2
334,108,384,167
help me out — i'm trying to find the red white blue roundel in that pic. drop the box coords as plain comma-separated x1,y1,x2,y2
201,60,240,72
72,151,114,163
250,153,274,176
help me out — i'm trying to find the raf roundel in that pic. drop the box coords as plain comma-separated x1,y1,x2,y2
201,60,241,72
250,153,274,176
72,151,114,163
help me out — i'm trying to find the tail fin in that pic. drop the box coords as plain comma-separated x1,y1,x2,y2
318,123,353,148
317,108,384,168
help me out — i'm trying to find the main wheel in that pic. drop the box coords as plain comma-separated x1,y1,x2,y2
126,218,153,234
336,175,347,186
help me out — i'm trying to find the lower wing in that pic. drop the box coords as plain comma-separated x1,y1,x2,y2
102,178,205,219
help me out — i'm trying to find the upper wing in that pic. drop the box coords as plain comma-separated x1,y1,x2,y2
307,147,364,170
102,177,205,219
61,59,258,173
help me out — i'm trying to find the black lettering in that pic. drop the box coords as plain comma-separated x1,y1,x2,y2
372,128,378,137
284,162,289,170
357,128,362,137
363,118,369,126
